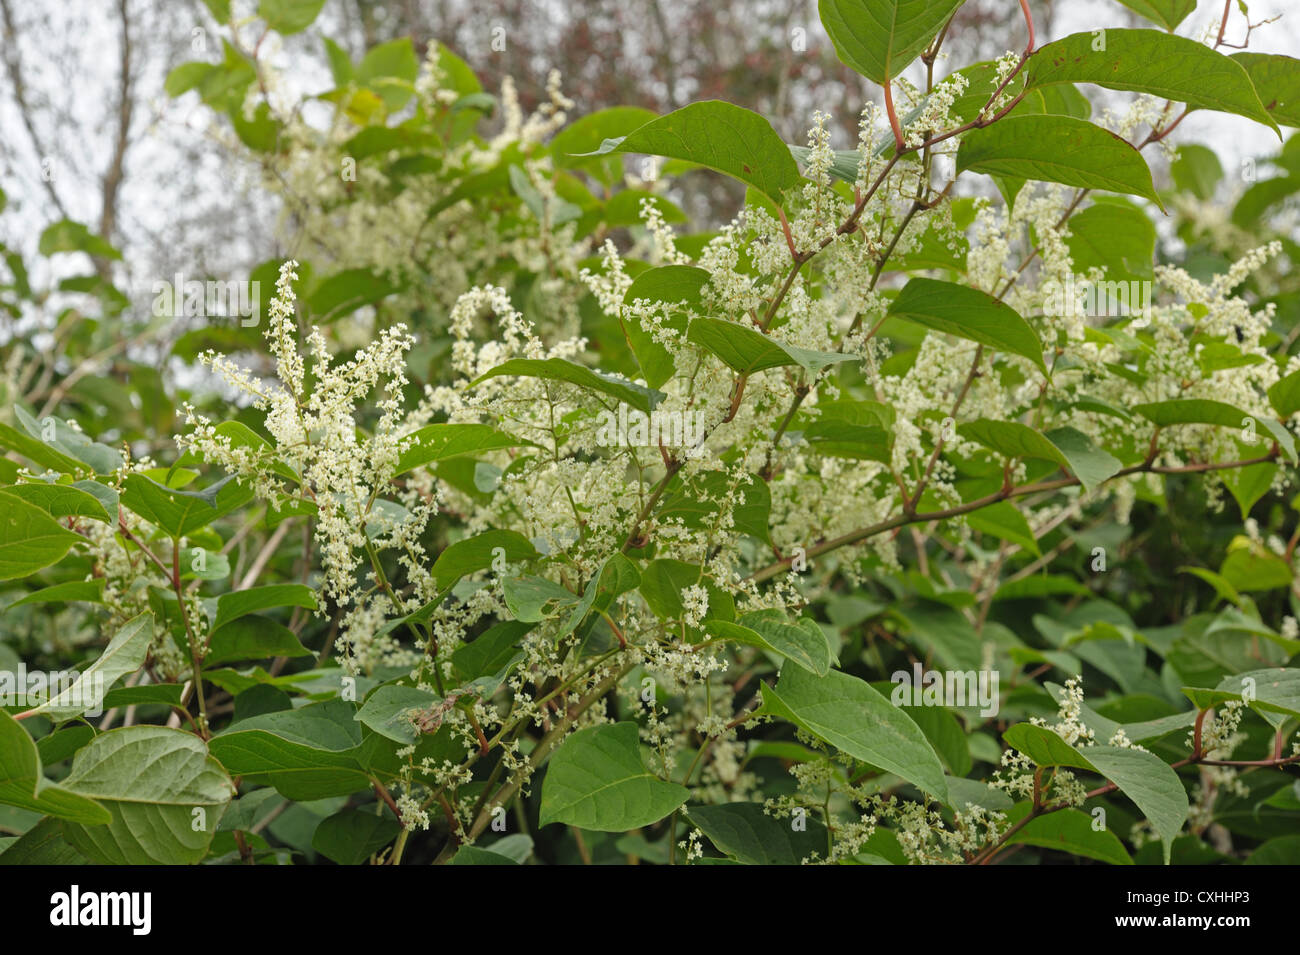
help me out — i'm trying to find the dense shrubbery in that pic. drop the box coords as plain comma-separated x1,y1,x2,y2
2,0,1299,866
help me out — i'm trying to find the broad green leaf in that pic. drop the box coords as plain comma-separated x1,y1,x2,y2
759,666,947,799
688,318,856,376
887,278,1046,372
394,423,532,476
959,419,1066,467
355,38,418,112
1003,725,1187,861
1213,667,1300,722
38,219,122,261
1232,53,1300,128
0,491,82,579
25,613,155,722
686,801,827,864
622,265,708,388
1064,200,1156,281
6,579,105,610
312,807,400,865
1133,399,1295,462
1,483,112,523
1109,0,1196,31
956,115,1164,210
577,101,803,206
0,421,84,473
355,684,439,744
1003,802,1133,864
1085,745,1188,860
794,399,895,464
1223,461,1277,520
0,817,89,864
1027,30,1278,134
539,722,689,831
208,699,373,799
62,726,235,864
451,845,519,865
1268,367,1300,417
707,611,832,676
1170,144,1224,200
258,0,325,34
121,473,254,539
965,500,1039,555
551,106,659,167
471,357,664,414
431,529,539,592
818,0,966,84
307,267,401,321
1045,426,1123,492
211,584,318,632
1002,724,1095,770
657,471,772,542
0,711,110,825
206,615,310,665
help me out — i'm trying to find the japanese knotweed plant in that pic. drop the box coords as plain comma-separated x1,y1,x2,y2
2,0,1300,867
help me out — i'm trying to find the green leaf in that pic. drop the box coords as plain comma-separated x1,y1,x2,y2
307,267,401,321
958,419,1067,467
1027,30,1279,134
1002,802,1133,864
38,220,122,260
121,473,254,539
312,807,400,864
25,612,155,722
1109,0,1197,31
1232,53,1300,128
1268,367,1300,417
956,115,1164,210
258,0,325,34
551,106,659,167
355,38,418,112
1002,725,1187,861
1085,745,1188,860
818,0,966,84
206,615,310,665
578,101,803,207
394,423,532,476
1170,144,1224,200
686,801,826,864
355,684,439,744
1045,426,1123,493
2,483,112,523
0,421,84,473
471,357,664,414
887,278,1046,372
759,666,947,800
622,266,708,388
687,318,856,376
1133,399,1296,462
6,579,105,610
62,726,235,864
0,490,82,579
211,584,318,632
431,529,539,592
707,611,832,676
208,699,373,800
795,399,895,464
450,845,520,865
657,471,772,542
0,711,110,825
1064,200,1156,281
539,722,689,831
965,500,1040,555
